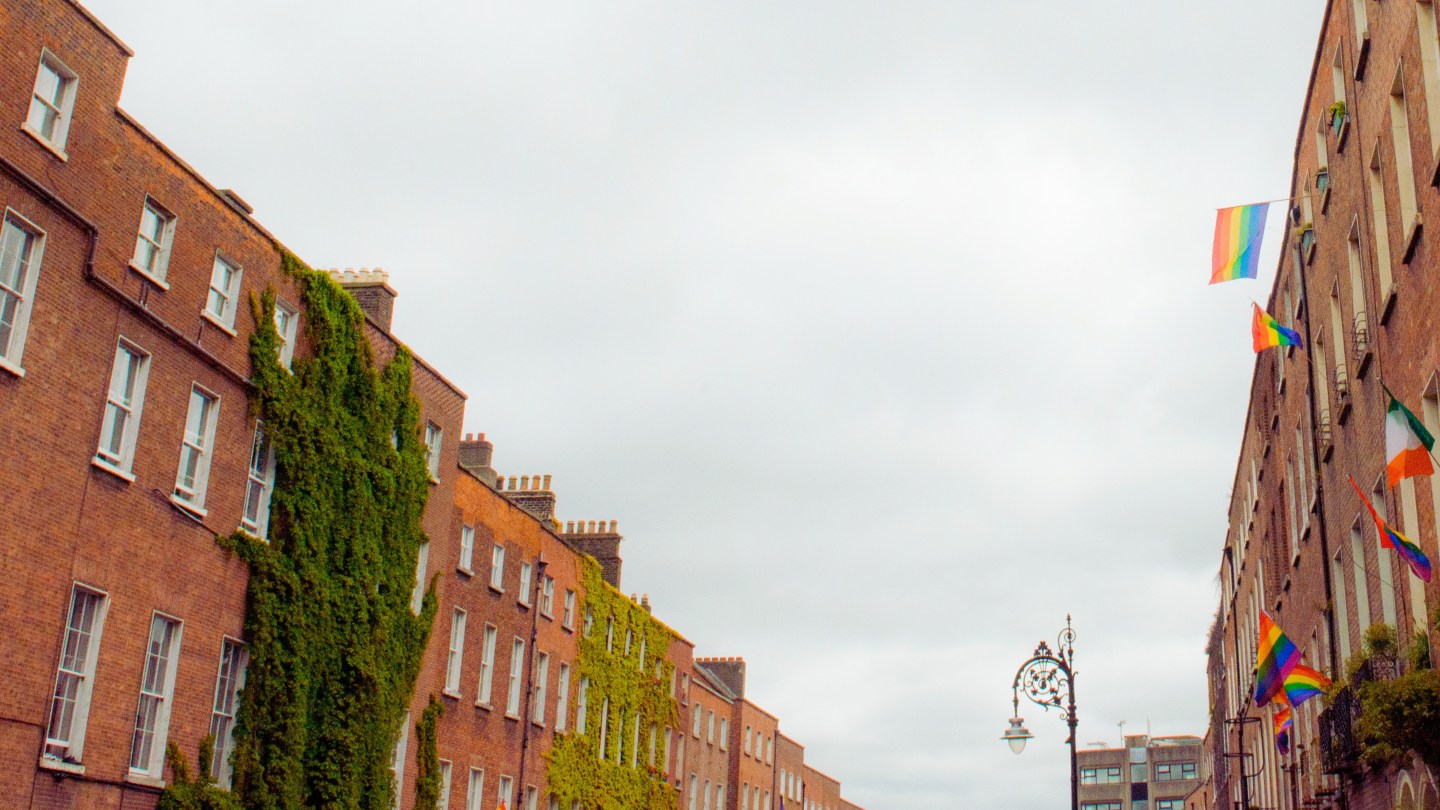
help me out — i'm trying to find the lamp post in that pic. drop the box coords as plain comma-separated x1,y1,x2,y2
1002,615,1079,810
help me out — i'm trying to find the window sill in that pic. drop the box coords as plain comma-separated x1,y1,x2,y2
125,772,166,789
562,624,574,634
518,601,532,610
488,584,505,595
0,355,26,378
38,756,84,776
92,456,136,483
127,261,171,291
200,310,238,337
476,701,493,712
429,475,440,486
504,712,523,721
442,689,462,700
540,611,554,621
169,492,208,519
456,566,474,577
532,719,546,729
237,526,268,543
20,124,69,161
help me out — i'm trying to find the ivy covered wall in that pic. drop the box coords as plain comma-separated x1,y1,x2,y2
216,252,437,810
546,557,681,810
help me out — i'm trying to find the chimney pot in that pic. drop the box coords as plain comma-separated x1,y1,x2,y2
521,475,530,490
543,474,552,491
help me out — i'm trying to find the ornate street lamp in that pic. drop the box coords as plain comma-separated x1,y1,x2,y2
1003,615,1079,810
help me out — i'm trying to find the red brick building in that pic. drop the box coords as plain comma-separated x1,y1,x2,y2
0,2,872,809
1201,0,1440,808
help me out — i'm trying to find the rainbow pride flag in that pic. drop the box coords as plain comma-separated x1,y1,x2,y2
1254,611,1300,706
1252,303,1303,352
1272,701,1293,756
1349,475,1433,582
1212,203,1271,283
1283,663,1331,708
1384,386,1435,487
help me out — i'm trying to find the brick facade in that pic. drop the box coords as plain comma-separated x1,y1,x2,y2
0,2,869,809
1203,0,1440,808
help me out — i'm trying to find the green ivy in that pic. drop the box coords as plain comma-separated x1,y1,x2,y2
221,251,437,810
158,738,242,810
546,557,680,810
414,697,444,809
1356,669,1440,769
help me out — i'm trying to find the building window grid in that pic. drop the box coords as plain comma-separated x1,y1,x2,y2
26,51,77,150
446,609,466,695
507,638,525,716
563,590,576,628
205,254,242,328
541,575,555,616
1081,766,1123,785
424,421,442,481
241,424,276,538
1153,762,1197,781
273,301,298,369
0,212,45,369
44,585,107,761
96,340,150,473
478,624,497,705
533,652,549,724
459,525,475,573
174,386,220,508
490,544,506,590
129,613,182,775
131,198,176,283
466,768,485,810
519,562,532,606
555,662,570,731
437,760,452,809
209,638,246,787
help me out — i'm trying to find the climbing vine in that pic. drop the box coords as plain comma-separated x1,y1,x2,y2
220,250,437,809
158,738,242,810
546,557,680,810
414,697,444,808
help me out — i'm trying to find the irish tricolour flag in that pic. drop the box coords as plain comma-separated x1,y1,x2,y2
1385,387,1435,487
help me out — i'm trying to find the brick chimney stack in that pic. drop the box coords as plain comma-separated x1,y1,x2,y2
324,268,397,332
458,433,498,488
561,520,624,588
695,657,746,698
500,473,557,525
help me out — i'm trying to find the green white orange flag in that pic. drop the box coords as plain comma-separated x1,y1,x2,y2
1384,386,1435,487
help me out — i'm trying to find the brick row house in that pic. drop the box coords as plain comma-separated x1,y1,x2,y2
1199,0,1440,808
0,1,869,809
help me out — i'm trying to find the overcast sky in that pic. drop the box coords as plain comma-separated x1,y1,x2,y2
82,1,1323,806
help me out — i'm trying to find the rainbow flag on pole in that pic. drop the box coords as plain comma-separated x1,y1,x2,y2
1384,386,1435,486
1212,203,1271,283
1349,475,1433,582
1254,611,1300,706
1283,663,1331,708
1272,700,1293,756
1252,303,1302,352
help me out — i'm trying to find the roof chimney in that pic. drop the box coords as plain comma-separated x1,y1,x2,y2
695,657,746,698
560,519,624,588
324,268,396,332
458,433,498,487
501,472,558,523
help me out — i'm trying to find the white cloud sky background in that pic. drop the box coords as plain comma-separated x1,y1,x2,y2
81,1,1324,806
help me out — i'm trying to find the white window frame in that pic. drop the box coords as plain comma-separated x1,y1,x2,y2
424,421,442,482
128,612,183,778
525,785,538,810
273,299,299,370
458,525,475,574
490,545,505,591
390,711,410,810
241,422,276,539
540,575,555,617
208,637,247,788
411,541,430,615
533,651,549,725
43,583,108,766
576,676,589,735
555,662,570,731
466,768,485,810
0,209,46,375
507,637,525,716
25,49,78,156
445,608,466,697
477,624,498,707
562,590,575,629
692,704,702,737
497,776,514,810
172,384,221,514
130,197,176,287
203,252,243,332
94,339,150,479
437,760,452,810
518,562,533,607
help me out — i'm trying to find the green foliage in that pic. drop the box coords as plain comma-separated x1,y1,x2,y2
1356,669,1440,769
546,557,680,810
414,697,444,809
1329,100,1346,120
223,251,437,809
1411,631,1431,671
159,738,242,810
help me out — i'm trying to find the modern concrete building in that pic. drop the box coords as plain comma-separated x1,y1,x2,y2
1077,735,1202,810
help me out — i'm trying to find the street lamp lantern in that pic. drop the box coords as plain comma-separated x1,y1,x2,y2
1001,716,1032,755
1005,615,1079,810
